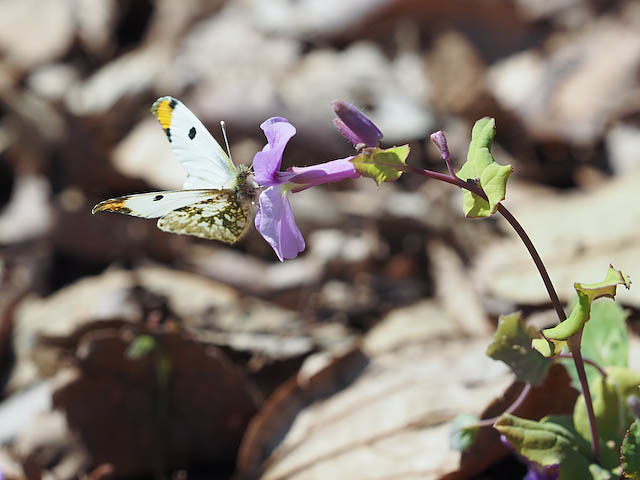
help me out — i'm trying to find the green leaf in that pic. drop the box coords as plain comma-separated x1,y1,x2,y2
532,337,559,358
543,266,631,345
543,414,594,457
629,395,640,420
350,145,410,186
486,312,551,385
608,367,640,403
589,463,617,480
456,117,512,217
622,420,640,479
126,334,157,359
575,265,631,302
544,291,591,343
562,299,629,390
495,414,591,477
449,413,478,452
573,369,640,469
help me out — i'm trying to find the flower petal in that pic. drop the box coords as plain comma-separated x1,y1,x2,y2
288,157,359,189
255,186,305,261
331,100,382,148
253,117,296,186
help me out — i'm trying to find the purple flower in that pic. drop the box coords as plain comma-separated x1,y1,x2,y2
253,117,360,261
331,100,382,149
254,185,305,261
523,464,559,480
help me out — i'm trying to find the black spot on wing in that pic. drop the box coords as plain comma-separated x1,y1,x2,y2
153,195,164,201
169,98,177,109
164,127,171,142
188,127,196,140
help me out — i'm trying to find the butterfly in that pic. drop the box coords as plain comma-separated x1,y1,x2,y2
92,96,257,244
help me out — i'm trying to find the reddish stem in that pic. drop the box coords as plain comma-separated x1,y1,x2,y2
475,383,532,427
401,165,567,321
399,162,603,462
556,353,607,378
568,333,600,462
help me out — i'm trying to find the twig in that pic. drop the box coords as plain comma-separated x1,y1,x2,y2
475,383,533,427
568,333,600,462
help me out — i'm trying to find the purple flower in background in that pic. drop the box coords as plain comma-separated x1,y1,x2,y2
331,100,383,149
253,117,360,261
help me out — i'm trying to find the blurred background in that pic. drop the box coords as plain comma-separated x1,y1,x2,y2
1,0,639,479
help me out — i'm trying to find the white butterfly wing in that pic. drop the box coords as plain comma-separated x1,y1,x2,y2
157,191,251,243
92,190,218,218
151,96,238,190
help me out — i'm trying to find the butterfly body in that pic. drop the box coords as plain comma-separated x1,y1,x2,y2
93,97,257,244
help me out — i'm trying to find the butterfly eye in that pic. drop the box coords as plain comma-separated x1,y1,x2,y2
188,127,196,139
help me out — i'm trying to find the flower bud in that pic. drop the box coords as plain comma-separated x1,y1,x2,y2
430,131,450,161
331,100,382,149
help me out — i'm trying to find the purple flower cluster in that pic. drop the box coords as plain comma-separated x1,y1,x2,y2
252,102,382,261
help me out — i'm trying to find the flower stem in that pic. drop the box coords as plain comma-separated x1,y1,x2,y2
494,205,566,323
398,162,602,462
556,353,607,378
475,383,532,427
568,333,600,463
401,165,567,322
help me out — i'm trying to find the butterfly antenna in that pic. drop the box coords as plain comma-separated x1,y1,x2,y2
220,121,232,161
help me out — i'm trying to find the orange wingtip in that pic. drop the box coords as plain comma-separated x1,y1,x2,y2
151,96,177,131
92,198,130,215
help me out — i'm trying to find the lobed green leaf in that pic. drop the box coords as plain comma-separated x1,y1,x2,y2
562,299,629,391
350,145,410,186
622,420,640,479
532,337,556,358
573,368,640,469
486,312,551,385
449,413,478,452
589,463,618,480
495,413,592,477
542,266,631,346
575,265,631,302
456,117,512,218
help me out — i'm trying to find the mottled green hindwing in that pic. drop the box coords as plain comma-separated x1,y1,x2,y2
157,190,251,244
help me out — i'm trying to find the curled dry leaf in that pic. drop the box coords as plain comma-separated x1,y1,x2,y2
53,329,260,477
236,335,512,479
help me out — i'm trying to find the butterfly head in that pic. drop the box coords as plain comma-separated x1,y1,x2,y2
234,163,259,203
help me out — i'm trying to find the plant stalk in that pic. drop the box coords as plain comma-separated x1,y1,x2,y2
495,205,566,323
401,165,567,321
475,383,532,427
556,353,607,378
568,333,600,463
401,162,602,461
